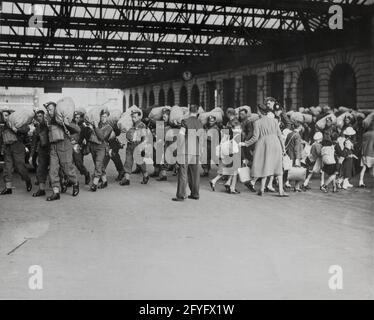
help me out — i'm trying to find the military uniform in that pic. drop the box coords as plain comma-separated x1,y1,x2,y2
1,124,32,193
103,123,124,180
175,116,204,200
88,122,113,189
123,120,148,176
48,120,80,197
71,122,90,182
34,121,50,187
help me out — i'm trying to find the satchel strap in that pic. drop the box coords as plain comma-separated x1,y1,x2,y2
285,132,297,151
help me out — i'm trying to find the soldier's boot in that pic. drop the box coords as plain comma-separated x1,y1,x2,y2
33,190,46,197
0,188,12,195
84,172,91,185
47,193,60,201
26,180,32,192
72,183,80,197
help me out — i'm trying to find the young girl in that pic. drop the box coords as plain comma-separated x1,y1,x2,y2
339,127,358,190
320,138,338,193
284,122,303,192
210,120,242,194
302,132,323,191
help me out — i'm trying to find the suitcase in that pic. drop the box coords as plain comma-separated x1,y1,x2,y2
238,166,251,183
288,167,307,182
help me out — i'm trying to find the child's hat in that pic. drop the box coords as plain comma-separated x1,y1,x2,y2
343,127,356,136
313,132,323,141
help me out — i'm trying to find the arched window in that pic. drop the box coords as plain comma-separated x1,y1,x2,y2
167,88,175,106
142,91,148,109
179,86,188,107
149,90,155,106
297,68,319,108
329,63,357,109
123,95,127,112
134,93,140,107
158,89,165,106
129,94,133,107
191,84,200,105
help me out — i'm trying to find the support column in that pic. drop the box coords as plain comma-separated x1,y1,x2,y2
371,14,374,106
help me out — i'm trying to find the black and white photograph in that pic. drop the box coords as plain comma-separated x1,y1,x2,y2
0,0,373,303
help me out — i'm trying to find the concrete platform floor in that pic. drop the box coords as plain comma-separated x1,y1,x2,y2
0,160,373,300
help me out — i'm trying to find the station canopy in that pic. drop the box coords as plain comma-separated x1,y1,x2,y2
0,0,373,88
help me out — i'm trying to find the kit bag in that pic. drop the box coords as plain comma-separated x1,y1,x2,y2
149,106,171,121
56,97,75,126
199,108,224,125
7,108,34,132
85,106,102,125
170,106,185,125
108,109,122,128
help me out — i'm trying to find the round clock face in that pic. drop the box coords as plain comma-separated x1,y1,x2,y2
182,71,193,81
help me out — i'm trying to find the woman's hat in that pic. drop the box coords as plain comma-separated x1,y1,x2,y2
343,127,356,136
208,115,217,122
313,132,323,141
257,104,269,114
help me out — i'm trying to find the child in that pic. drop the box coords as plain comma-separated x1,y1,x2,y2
209,120,242,194
340,127,358,190
320,138,338,193
302,132,323,191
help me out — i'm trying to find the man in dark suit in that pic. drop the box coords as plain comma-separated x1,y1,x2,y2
173,105,205,202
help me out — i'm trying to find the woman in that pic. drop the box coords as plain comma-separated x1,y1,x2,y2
359,122,374,188
87,109,113,192
241,105,288,197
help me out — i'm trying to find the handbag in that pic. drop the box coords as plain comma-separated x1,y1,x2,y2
238,166,251,183
283,155,293,171
283,132,296,171
288,166,307,182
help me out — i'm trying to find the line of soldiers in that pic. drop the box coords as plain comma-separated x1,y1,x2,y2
0,101,156,201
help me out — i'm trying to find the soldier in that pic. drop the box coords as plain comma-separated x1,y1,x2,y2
71,112,91,185
103,120,125,182
32,109,50,197
152,108,174,181
120,110,150,186
0,110,32,195
86,109,113,192
45,102,80,201
173,105,204,202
